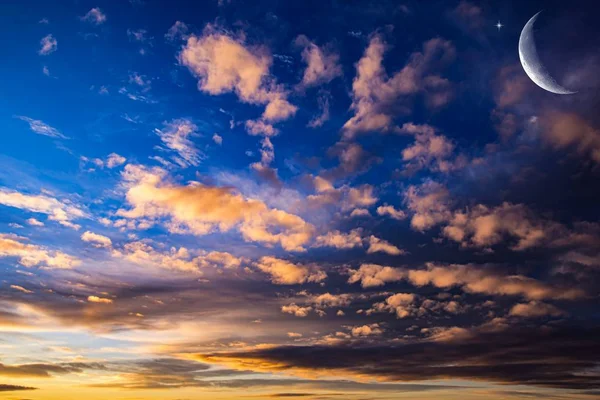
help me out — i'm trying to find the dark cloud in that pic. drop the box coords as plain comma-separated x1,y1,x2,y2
199,323,600,390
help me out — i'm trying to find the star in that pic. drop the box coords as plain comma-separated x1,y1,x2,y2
496,21,504,30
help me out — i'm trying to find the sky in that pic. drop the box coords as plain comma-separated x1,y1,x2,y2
0,0,599,399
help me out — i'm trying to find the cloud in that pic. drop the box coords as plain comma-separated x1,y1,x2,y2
116,165,314,251
368,293,416,318
404,181,452,231
0,188,85,229
400,124,462,174
127,29,149,43
407,263,583,300
178,25,296,134
307,92,330,128
213,133,223,145
343,35,455,138
314,229,363,249
81,231,112,248
106,153,127,168
376,205,406,220
155,119,204,166
15,116,66,138
80,8,107,25
26,218,44,227
540,112,600,164
112,241,204,273
196,324,600,389
509,301,566,318
255,256,326,285
281,303,312,317
366,235,404,255
347,264,405,288
351,323,383,337
39,34,57,55
10,285,33,294
295,35,342,88
165,21,189,42
0,234,81,269
88,295,113,304
0,384,37,391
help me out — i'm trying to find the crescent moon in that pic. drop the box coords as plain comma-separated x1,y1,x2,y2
518,11,576,95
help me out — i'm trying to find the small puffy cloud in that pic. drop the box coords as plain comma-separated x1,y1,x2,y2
281,303,312,317
0,234,81,269
81,231,112,248
401,125,459,174
255,256,326,285
80,8,107,25
117,165,314,251
343,36,455,138
404,181,452,231
314,229,363,249
10,285,33,294
165,21,189,42
407,263,583,300
245,120,278,137
87,295,113,304
129,72,151,92
295,35,342,88
106,153,127,168
366,235,404,255
307,93,330,128
155,119,203,167
369,293,416,318
26,218,44,227
178,25,296,135
311,293,353,308
541,112,600,164
16,116,66,139
39,34,57,55
212,133,223,145
127,29,149,43
376,205,406,220
287,332,303,338
351,323,383,337
42,66,50,76
347,264,405,288
509,301,566,318
0,188,85,229
112,241,208,273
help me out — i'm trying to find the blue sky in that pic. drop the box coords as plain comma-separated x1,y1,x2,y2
0,0,599,399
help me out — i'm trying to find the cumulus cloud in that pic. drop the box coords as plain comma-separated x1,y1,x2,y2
281,303,312,317
351,323,383,337
295,35,342,88
155,119,204,166
407,263,583,300
39,34,57,55
26,218,44,227
400,123,462,174
112,241,204,273
16,116,66,138
0,188,85,229
255,256,326,285
540,112,600,164
0,234,81,269
509,301,566,318
88,295,113,304
376,205,406,220
307,92,331,128
178,25,296,135
116,165,314,251
347,264,405,288
212,133,223,145
343,35,455,138
81,231,112,248
80,8,106,25
106,153,127,168
314,229,364,249
366,235,404,255
165,21,189,42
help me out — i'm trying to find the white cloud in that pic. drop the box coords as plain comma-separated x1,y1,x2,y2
81,231,112,248
0,234,81,269
80,8,107,25
39,34,57,55
376,205,406,220
212,133,223,145
366,235,404,255
0,188,85,229
295,35,342,87
16,116,66,139
347,264,405,288
255,256,326,285
26,218,44,227
155,119,204,166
